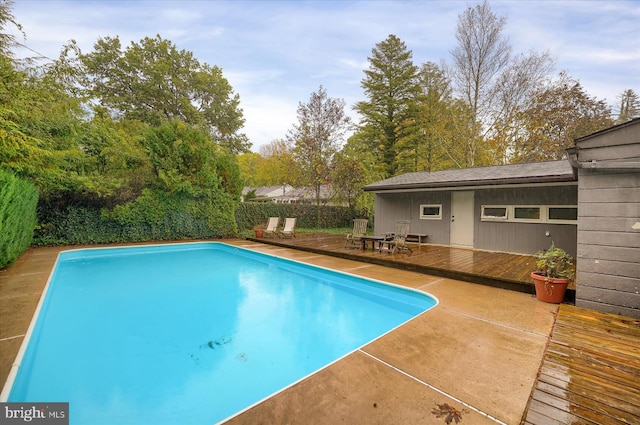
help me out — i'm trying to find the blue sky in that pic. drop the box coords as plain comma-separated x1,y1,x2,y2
10,0,640,152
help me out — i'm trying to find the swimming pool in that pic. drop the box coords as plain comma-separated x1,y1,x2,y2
2,242,437,424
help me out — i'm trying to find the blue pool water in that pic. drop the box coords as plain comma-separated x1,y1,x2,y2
5,242,436,424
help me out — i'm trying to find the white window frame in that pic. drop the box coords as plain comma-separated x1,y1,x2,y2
481,205,509,221
419,204,442,220
480,204,578,225
546,205,578,224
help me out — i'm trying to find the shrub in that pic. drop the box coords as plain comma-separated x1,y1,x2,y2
0,169,38,268
534,242,575,280
235,202,358,231
34,189,238,245
33,193,364,246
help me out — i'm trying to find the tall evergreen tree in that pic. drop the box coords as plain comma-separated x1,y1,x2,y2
0,0,21,58
354,34,420,177
616,89,640,123
396,62,456,173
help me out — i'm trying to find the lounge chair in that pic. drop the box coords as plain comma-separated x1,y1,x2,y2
345,219,368,248
379,220,413,254
263,217,280,237
279,217,297,238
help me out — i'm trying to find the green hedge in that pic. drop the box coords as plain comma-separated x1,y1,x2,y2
34,205,231,245
0,169,39,268
33,196,363,246
34,205,217,245
34,189,237,245
235,202,358,231
108,189,237,236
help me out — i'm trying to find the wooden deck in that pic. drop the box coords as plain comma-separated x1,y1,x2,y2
524,304,640,425
250,233,575,300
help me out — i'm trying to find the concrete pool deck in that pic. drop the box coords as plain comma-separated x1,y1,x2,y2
0,240,559,424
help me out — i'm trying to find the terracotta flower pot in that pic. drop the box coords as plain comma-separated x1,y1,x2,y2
531,272,569,304
254,229,263,238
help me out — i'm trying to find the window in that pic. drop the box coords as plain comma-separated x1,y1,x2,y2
513,206,541,221
420,204,442,220
481,206,508,221
548,206,578,223
480,204,577,224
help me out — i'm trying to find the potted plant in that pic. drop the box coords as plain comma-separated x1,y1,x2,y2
253,224,264,238
531,242,575,304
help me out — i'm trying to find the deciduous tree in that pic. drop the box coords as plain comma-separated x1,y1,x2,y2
141,120,222,196
237,151,263,187
288,86,351,216
337,132,387,217
449,1,554,165
257,139,296,186
237,140,296,187
331,149,368,212
512,72,613,162
81,35,249,153
0,49,106,198
450,0,510,165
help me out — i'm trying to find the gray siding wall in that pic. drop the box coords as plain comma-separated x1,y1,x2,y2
575,169,640,319
574,120,640,318
575,120,638,162
474,185,578,256
373,184,577,255
374,192,451,244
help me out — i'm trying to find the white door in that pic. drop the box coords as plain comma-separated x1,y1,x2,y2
450,191,474,247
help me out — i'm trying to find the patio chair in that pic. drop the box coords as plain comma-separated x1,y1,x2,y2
279,217,297,238
263,217,280,237
379,220,413,254
345,219,368,248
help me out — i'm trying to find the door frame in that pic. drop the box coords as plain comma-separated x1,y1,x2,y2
450,191,474,247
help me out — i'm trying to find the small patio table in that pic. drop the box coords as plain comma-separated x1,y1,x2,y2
360,235,387,250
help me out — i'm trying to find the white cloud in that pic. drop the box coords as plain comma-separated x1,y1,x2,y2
239,95,297,147
338,58,369,71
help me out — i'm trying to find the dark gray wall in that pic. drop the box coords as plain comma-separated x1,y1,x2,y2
373,184,577,255
474,186,577,257
374,191,451,244
574,120,640,318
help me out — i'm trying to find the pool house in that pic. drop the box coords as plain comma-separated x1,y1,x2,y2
364,118,640,318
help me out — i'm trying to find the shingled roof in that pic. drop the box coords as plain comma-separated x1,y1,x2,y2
363,160,576,192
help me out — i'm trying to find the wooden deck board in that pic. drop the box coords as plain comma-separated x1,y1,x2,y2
529,390,628,425
537,369,640,417
553,326,640,361
524,405,591,425
251,233,544,293
523,305,640,425
539,362,640,406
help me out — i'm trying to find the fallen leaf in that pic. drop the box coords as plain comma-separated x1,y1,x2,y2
431,403,468,424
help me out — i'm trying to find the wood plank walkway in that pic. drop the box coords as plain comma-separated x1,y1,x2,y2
250,233,576,299
523,304,640,425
